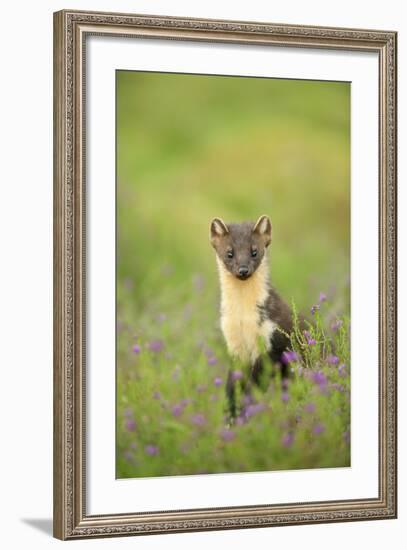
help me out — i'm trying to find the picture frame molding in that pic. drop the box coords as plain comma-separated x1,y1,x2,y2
53,9,397,540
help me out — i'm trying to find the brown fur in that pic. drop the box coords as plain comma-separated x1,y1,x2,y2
210,215,293,365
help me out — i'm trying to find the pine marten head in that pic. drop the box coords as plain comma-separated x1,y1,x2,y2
210,215,272,280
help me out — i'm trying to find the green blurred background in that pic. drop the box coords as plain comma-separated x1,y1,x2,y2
117,71,350,312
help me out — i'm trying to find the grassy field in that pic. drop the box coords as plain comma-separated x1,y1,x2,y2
116,71,350,478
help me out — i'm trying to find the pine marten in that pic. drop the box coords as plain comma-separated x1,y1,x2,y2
210,215,295,418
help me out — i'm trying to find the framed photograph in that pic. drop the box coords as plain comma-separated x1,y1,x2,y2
53,9,397,540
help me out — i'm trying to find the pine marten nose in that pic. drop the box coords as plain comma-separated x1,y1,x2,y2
238,266,249,277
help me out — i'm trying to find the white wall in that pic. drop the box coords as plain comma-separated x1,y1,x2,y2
0,1,405,548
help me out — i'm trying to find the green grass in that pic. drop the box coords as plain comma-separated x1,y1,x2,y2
116,71,350,478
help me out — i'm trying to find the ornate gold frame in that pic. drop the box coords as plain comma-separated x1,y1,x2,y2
53,9,397,540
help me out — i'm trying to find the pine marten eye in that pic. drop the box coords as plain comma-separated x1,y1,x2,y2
227,249,234,259
251,248,258,258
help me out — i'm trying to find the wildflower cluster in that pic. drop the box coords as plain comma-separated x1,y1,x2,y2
117,288,350,478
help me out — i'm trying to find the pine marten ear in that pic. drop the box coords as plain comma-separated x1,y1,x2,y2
210,217,229,245
253,215,272,247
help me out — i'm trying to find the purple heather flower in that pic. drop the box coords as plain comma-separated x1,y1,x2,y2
220,429,235,442
207,356,218,366
231,370,243,382
281,391,289,403
123,450,135,463
304,330,311,338
313,423,325,435
152,390,161,400
192,273,205,292
331,319,343,332
204,347,215,358
304,402,316,413
196,384,207,393
125,418,136,432
343,430,351,445
191,413,206,426
148,339,165,353
307,338,316,346
338,364,346,377
297,366,304,376
145,444,159,456
180,398,190,407
326,354,339,365
281,350,298,365
319,292,327,303
214,377,223,387
124,407,133,417
311,304,320,315
331,383,345,392
312,371,327,387
282,432,294,448
210,394,218,402
244,403,266,418
242,394,254,406
156,312,167,323
172,404,183,417
132,343,141,354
